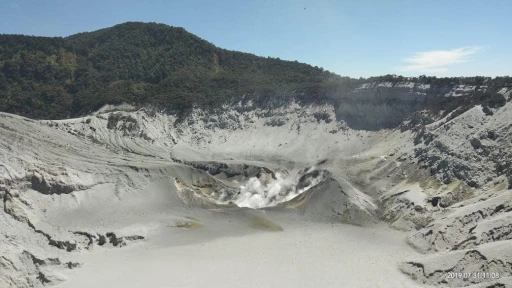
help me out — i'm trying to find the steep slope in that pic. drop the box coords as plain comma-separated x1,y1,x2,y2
379,101,512,287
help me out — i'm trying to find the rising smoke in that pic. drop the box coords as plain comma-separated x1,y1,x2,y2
235,168,327,209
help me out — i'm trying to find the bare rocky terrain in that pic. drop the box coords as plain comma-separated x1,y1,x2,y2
1,82,512,288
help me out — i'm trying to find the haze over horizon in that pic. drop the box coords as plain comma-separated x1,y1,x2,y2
0,0,510,78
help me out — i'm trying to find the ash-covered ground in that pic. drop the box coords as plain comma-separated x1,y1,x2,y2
1,85,512,288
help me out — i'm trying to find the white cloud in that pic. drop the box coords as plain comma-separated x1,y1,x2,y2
398,47,482,74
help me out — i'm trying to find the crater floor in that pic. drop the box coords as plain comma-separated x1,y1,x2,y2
2,101,512,288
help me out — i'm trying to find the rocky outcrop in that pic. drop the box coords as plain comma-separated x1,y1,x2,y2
335,81,510,130
30,174,75,195
0,250,81,287
400,243,512,287
406,191,512,253
413,102,512,188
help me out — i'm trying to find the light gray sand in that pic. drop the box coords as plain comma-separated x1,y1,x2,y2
56,222,424,288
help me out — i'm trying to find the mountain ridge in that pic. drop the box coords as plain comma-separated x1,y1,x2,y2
0,22,344,119
0,21,511,129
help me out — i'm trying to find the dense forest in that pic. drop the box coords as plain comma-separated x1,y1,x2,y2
0,22,511,120
0,22,352,119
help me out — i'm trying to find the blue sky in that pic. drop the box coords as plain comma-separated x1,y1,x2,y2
0,0,510,78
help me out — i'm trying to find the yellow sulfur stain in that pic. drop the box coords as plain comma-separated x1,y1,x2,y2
172,221,203,230
249,215,283,231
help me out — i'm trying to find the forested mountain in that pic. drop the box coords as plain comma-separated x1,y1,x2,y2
0,22,511,120
0,22,351,119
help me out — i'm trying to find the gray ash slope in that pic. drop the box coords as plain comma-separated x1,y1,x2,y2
1,80,512,287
